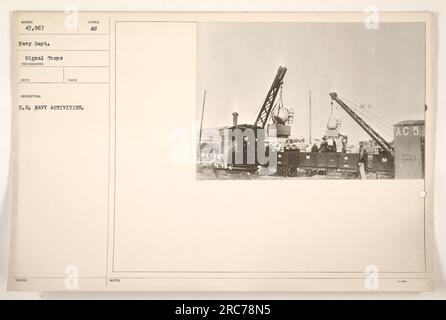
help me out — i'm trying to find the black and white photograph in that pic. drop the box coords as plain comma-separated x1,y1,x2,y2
196,22,426,180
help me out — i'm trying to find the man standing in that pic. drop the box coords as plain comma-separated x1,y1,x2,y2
358,141,368,179
326,138,337,152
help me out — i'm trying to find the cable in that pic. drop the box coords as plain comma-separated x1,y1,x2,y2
356,106,394,129
361,108,393,127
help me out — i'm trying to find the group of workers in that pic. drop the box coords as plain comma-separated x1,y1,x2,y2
310,137,368,179
310,136,347,153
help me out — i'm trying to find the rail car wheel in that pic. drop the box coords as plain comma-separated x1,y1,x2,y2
346,172,358,179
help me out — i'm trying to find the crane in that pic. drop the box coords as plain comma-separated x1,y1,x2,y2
329,92,394,158
254,66,287,128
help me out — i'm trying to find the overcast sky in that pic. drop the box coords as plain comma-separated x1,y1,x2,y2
197,22,425,144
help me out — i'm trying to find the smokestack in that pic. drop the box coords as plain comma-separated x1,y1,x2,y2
232,112,239,126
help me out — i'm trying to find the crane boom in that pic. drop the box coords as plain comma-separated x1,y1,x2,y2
329,92,394,157
254,66,287,128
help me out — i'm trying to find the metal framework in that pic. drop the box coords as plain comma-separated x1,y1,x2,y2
329,92,394,157
253,66,287,129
